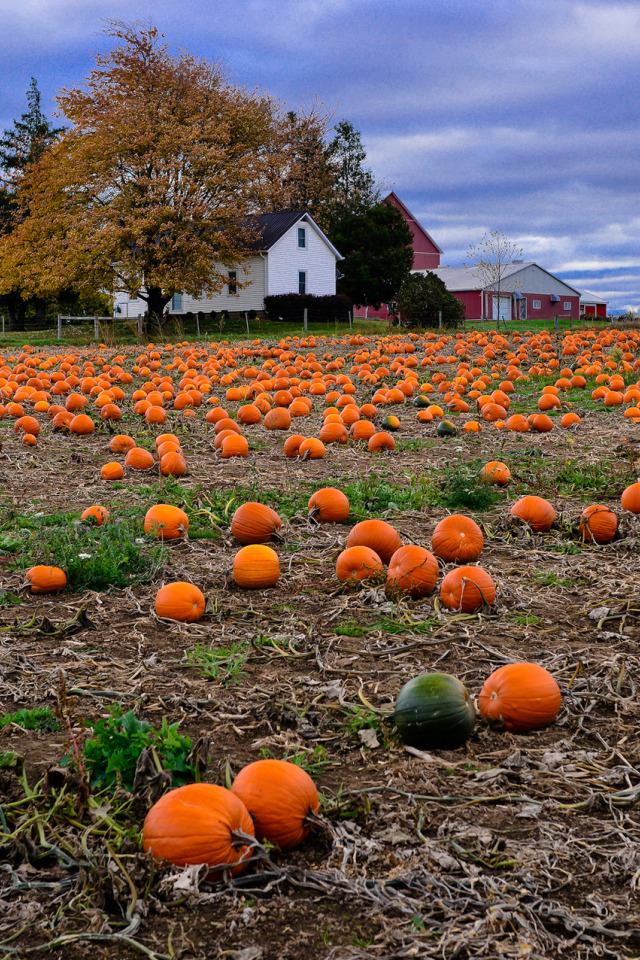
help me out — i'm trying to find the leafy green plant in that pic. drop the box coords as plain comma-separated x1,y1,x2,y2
81,707,195,790
436,460,501,511
187,640,250,685
258,744,337,775
9,511,164,591
335,616,435,637
0,706,60,732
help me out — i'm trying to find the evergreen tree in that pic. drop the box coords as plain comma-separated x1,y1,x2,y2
0,78,64,330
326,120,378,215
394,272,465,329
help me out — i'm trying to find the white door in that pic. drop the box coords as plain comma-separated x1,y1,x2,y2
492,296,511,321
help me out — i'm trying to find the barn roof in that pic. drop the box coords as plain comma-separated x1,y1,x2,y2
425,262,580,296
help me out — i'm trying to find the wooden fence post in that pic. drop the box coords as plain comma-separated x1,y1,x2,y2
303,308,308,332
57,314,62,340
93,316,99,340
137,315,143,337
245,312,250,337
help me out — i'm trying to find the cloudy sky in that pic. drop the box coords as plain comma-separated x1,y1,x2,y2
2,0,639,311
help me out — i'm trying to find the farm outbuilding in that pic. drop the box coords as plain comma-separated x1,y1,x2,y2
579,289,608,318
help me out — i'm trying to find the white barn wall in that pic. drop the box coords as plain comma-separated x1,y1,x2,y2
267,222,336,295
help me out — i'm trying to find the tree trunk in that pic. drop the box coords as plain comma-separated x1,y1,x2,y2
145,286,171,334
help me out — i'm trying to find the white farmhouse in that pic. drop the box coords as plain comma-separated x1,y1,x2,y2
113,211,342,318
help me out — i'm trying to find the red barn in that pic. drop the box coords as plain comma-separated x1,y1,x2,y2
579,290,608,319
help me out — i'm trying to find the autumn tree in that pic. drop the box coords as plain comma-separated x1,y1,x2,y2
326,120,378,216
0,23,287,328
0,78,64,330
465,231,523,329
273,106,335,229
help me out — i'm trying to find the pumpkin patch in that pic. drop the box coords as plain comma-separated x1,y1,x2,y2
1,324,637,959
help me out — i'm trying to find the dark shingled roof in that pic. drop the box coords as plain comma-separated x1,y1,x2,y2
243,210,307,251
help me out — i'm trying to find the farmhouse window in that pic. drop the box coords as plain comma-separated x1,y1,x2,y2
564,302,571,310
298,271,307,295
533,299,541,310
171,293,183,311
228,271,237,295
297,227,306,248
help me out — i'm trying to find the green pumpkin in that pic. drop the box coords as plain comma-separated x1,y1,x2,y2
394,672,476,750
413,394,431,409
436,420,457,437
381,414,400,431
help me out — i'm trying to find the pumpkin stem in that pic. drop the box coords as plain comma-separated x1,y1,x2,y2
303,809,334,837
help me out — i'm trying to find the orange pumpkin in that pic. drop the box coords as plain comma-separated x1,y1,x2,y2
160,451,188,476
155,582,206,622
440,565,495,612
298,437,325,459
385,545,439,599
25,566,67,594
479,461,511,486
109,434,136,454
621,482,640,513
101,461,124,481
283,434,306,458
124,447,155,471
143,783,254,880
431,515,484,563
510,496,556,532
69,413,95,435
336,545,385,582
81,505,109,526
308,488,350,523
346,519,402,564
368,431,395,452
233,544,280,588
221,434,249,458
144,504,189,540
579,504,618,544
231,759,319,851
478,662,561,732
231,503,282,544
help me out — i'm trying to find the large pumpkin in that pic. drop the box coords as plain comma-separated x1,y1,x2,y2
143,783,255,880
385,545,439,599
231,503,282,544
510,496,556,532
155,582,206,622
478,662,561,733
431,515,484,563
394,673,475,750
440,565,495,612
144,504,189,540
231,759,319,850
233,544,280,588
346,519,402,564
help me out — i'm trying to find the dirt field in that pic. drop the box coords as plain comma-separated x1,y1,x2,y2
1,332,639,960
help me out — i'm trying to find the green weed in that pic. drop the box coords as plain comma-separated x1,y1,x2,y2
7,511,164,592
509,612,542,626
259,744,337,775
80,707,196,791
436,460,501,512
187,640,250,685
532,570,575,589
0,706,60,732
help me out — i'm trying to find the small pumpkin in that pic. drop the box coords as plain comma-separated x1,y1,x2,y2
394,672,475,750
233,544,280,588
336,545,385,583
478,662,561,733
155,582,206,622
440,565,495,612
579,504,618,544
346,519,402,564
368,431,395,453
381,414,400,431
231,503,282,544
479,461,511,486
25,565,67,594
436,420,457,437
124,447,155,471
231,759,319,851
81,505,109,526
142,783,255,880
109,434,136,454
69,413,95,435
144,504,189,540
431,515,483,563
510,496,556,532
298,437,325,459
385,545,439,599
101,461,124,481
308,488,350,524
